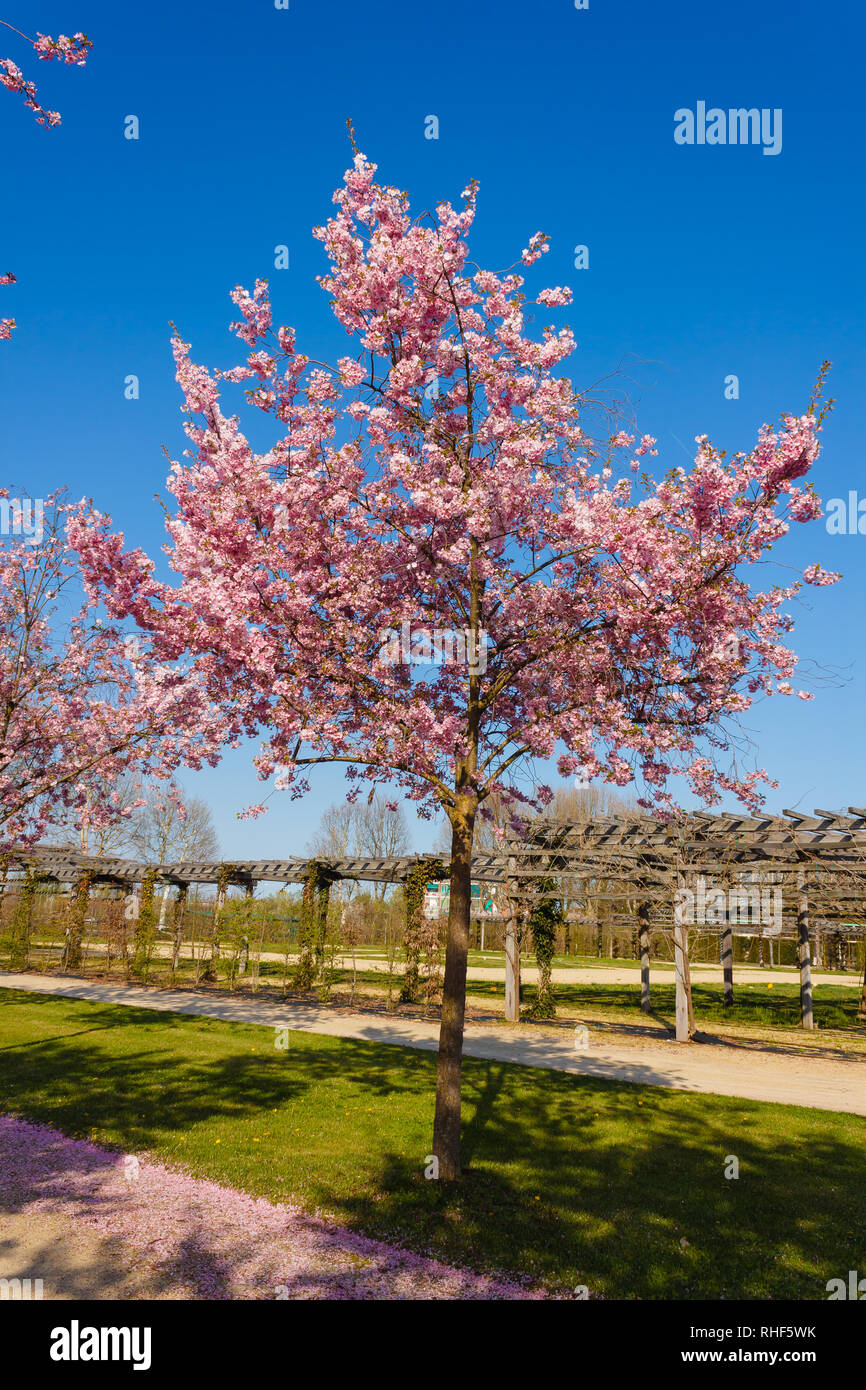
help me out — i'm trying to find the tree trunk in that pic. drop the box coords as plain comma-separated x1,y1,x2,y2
432,809,475,1181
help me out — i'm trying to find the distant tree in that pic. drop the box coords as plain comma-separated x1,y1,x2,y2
309,791,409,900
126,782,219,864
46,771,144,856
355,791,410,899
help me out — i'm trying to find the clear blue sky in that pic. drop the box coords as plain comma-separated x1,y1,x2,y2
2,0,864,855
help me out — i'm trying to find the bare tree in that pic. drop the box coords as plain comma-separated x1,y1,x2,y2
310,793,410,901
308,800,359,901
45,771,145,856
126,782,219,864
354,791,410,899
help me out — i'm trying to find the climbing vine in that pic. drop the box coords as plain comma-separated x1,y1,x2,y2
131,869,158,982
65,870,94,971
9,868,37,970
400,859,445,1005
293,861,333,991
524,880,563,1019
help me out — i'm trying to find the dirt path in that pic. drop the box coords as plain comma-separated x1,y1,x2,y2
3,971,865,1118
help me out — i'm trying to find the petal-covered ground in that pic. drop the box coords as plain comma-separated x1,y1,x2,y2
0,1115,547,1299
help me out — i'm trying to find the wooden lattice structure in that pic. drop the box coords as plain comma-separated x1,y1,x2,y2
4,805,866,1037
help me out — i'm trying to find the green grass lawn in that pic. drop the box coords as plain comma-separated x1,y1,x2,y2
466,978,864,1031
1,985,864,1299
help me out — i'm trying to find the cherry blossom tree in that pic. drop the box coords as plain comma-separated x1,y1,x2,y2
0,494,225,847
73,142,839,1177
1,18,91,339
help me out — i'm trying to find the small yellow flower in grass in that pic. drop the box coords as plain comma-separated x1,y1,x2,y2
215,1138,222,1144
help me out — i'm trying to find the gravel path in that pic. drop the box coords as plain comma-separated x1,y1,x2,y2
3,971,866,1117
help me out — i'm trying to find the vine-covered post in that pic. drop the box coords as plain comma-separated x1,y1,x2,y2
293,861,333,989
400,859,444,1004
171,881,188,976
64,870,94,971
9,868,38,970
131,870,157,982
797,867,814,1030
313,870,335,975
0,851,11,923
526,880,561,1019
637,900,651,1012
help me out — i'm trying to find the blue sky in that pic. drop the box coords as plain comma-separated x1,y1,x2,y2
1,0,864,854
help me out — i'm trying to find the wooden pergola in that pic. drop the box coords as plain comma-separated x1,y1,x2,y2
5,805,866,1037
498,807,866,1035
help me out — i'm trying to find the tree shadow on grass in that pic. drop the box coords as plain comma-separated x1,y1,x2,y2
315,1055,866,1300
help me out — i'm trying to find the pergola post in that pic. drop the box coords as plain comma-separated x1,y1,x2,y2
131,869,157,982
64,870,93,972
637,901,651,1012
504,860,521,1022
238,880,254,975
293,862,335,989
171,882,188,975
797,868,814,1030
673,872,693,1041
9,869,38,971
201,866,230,983
157,882,172,930
721,919,734,1008
400,860,442,1004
